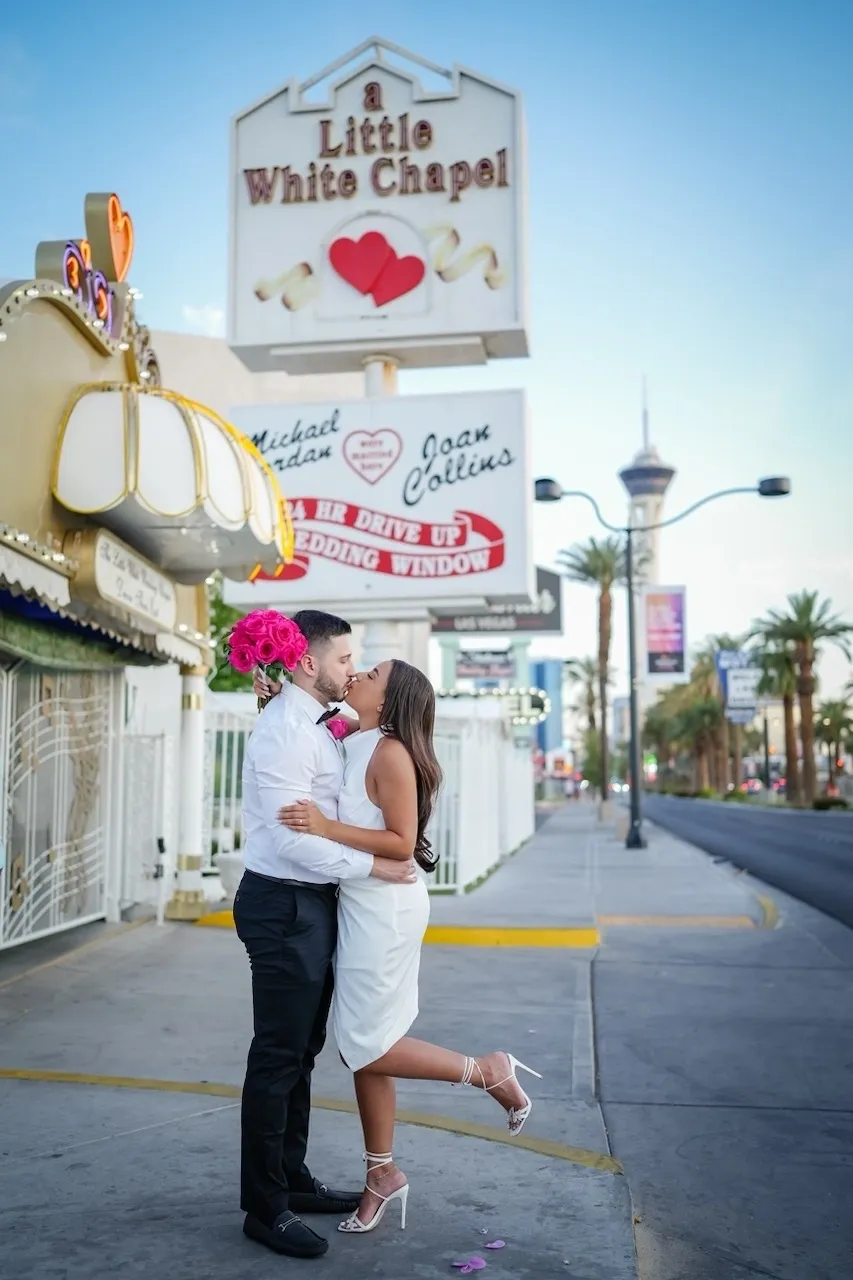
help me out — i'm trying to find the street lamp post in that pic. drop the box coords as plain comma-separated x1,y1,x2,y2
534,475,791,850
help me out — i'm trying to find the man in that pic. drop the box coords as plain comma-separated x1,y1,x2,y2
234,609,418,1259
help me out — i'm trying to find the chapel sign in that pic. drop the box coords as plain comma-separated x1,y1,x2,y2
229,38,528,374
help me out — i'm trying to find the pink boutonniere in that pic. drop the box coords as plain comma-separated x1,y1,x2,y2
326,717,351,741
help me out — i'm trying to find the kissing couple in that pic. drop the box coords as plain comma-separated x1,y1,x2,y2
234,609,540,1259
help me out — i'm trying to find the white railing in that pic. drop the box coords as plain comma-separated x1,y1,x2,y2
203,693,535,894
121,732,174,920
429,700,535,892
204,696,257,870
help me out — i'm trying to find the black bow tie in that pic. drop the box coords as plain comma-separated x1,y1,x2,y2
316,707,339,725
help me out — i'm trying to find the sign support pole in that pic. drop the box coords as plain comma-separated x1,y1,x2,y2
358,356,431,672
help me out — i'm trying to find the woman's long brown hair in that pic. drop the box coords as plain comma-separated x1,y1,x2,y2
379,659,443,873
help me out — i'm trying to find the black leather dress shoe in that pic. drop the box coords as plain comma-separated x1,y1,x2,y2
288,1176,362,1215
243,1211,329,1258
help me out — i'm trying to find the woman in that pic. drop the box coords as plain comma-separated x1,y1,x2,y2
255,659,540,1235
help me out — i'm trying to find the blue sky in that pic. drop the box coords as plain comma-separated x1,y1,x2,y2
2,0,852,695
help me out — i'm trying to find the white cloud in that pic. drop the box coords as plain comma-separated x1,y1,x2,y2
181,305,225,338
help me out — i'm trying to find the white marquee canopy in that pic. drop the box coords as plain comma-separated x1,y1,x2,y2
52,384,291,583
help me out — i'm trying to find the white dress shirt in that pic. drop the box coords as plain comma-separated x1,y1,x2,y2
241,682,374,883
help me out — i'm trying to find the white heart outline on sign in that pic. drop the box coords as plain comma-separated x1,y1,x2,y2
342,428,403,486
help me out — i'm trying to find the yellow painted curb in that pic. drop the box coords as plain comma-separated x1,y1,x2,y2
757,895,780,930
598,914,757,929
196,910,235,929
0,1068,621,1175
197,911,600,948
424,925,600,947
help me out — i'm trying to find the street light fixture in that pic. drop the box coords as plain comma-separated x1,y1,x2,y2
535,475,792,849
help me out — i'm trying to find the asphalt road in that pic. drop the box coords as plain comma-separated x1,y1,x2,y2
644,794,853,929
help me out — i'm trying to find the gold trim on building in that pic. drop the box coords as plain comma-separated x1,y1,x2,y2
175,854,203,872
181,693,204,712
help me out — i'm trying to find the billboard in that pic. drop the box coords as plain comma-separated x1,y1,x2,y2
456,649,514,679
643,585,688,682
224,388,532,612
431,565,562,634
229,39,527,374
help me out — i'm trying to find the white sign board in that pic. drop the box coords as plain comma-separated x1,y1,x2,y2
224,389,532,612
229,39,527,373
726,667,761,709
94,531,177,632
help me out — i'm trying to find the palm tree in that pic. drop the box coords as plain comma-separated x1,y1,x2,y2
756,642,801,805
559,537,626,802
690,641,726,792
673,697,723,792
754,593,853,804
643,695,682,787
564,657,598,734
816,699,853,790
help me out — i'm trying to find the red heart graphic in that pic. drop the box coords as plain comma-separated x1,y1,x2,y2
329,232,392,295
370,252,426,307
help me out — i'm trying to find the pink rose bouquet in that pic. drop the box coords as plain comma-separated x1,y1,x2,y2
225,609,308,709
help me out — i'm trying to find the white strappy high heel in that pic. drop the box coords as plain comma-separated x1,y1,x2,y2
337,1151,409,1234
460,1053,543,1136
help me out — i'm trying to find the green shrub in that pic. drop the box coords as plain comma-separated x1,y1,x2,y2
723,789,748,802
813,797,849,811
695,787,718,800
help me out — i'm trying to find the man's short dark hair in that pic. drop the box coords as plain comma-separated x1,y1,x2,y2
291,610,351,651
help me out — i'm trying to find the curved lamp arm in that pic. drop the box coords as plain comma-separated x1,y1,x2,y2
554,485,766,536
649,486,759,533
557,490,625,535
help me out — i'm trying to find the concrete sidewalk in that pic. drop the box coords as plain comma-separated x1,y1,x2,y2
6,800,833,1280
0,804,635,1280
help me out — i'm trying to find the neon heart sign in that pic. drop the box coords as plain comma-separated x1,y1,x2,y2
62,240,115,334
34,192,136,341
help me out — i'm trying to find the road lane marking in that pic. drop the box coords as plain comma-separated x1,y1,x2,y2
0,1068,622,1174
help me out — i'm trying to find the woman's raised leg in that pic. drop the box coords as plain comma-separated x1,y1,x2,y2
359,1037,535,1123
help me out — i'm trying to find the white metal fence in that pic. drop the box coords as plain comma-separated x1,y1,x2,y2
203,694,534,894
0,667,120,950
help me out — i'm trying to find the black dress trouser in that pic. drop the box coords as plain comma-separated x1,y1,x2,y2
233,869,337,1227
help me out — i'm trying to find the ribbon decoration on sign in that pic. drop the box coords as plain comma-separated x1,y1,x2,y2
424,224,508,290
255,262,321,310
253,223,508,310
250,499,505,582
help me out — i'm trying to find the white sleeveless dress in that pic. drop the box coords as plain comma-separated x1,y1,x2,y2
332,728,431,1071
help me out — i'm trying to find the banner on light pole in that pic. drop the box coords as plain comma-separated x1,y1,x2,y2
642,585,689,683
